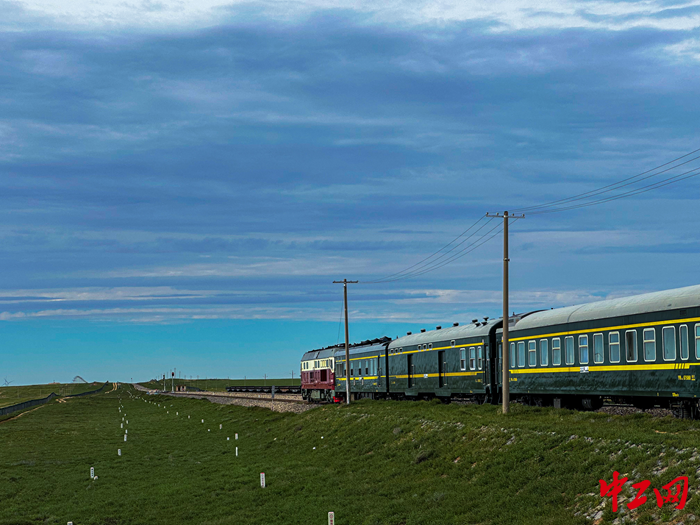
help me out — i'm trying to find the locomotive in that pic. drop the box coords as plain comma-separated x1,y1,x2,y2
300,284,700,418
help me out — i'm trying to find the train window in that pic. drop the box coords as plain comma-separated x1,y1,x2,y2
451,340,455,347
643,328,656,362
540,339,548,366
579,335,589,364
460,348,466,370
662,327,676,361
681,325,689,360
565,336,574,365
518,341,526,367
469,347,476,370
609,332,620,363
552,338,561,365
350,363,354,376
428,343,433,350
510,342,516,369
696,325,700,359
528,341,536,367
625,330,638,362
477,347,483,370
365,360,369,375
593,334,604,364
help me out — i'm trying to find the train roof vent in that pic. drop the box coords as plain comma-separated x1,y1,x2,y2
421,329,426,333
407,331,412,335
453,322,459,326
472,319,478,324
436,326,441,330
483,317,489,322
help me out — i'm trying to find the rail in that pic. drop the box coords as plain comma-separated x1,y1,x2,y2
226,385,301,394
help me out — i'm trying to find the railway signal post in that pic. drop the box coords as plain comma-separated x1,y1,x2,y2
486,211,524,414
333,279,359,405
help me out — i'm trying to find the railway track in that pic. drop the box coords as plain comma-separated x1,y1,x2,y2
167,391,309,404
225,385,301,395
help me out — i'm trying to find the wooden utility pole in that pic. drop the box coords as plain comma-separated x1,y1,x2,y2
333,279,358,405
486,211,524,414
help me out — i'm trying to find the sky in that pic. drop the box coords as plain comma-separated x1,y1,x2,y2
1,0,700,385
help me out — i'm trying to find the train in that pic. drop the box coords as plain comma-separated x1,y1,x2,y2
300,284,700,418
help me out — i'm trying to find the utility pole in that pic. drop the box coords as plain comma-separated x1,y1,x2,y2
486,211,524,414
333,279,359,405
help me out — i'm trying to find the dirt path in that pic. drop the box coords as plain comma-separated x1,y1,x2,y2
0,405,46,424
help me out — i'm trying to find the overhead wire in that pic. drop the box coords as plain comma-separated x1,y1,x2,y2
365,216,495,283
365,214,489,283
364,145,700,283
367,218,505,284
526,164,700,215
336,295,344,345
512,148,700,213
378,220,509,282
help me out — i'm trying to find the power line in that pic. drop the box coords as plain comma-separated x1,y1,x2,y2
368,219,507,283
512,147,700,213
527,164,700,215
364,145,700,284
336,294,344,345
365,214,489,283
366,216,495,283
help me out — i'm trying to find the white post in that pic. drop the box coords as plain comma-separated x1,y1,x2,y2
260,472,265,488
328,512,335,525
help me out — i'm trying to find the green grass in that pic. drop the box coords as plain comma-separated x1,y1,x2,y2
2,386,700,524
138,377,300,392
0,382,105,408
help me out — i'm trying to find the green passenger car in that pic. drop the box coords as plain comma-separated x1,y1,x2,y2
386,319,502,402
334,339,390,401
504,285,700,416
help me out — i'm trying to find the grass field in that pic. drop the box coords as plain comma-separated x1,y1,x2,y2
2,385,700,524
0,382,105,408
138,377,300,392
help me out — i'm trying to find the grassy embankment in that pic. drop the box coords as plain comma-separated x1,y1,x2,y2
2,384,700,524
139,377,300,392
0,382,104,408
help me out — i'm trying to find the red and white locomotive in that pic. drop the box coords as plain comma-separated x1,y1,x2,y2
300,346,336,402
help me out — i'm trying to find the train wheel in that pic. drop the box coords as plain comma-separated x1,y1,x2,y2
580,396,603,411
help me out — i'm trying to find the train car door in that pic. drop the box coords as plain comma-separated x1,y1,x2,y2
438,350,446,388
407,354,414,388
496,341,502,400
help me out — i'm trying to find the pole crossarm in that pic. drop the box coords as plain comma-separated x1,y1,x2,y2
486,212,525,219
333,279,359,404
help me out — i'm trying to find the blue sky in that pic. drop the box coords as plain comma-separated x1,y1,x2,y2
1,0,700,385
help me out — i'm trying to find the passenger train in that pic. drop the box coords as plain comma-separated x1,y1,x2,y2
300,284,700,418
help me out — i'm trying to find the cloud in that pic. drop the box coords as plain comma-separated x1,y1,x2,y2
665,37,700,60
6,0,700,32
1,8,699,329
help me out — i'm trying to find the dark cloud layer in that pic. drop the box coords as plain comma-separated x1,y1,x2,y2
1,15,699,324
